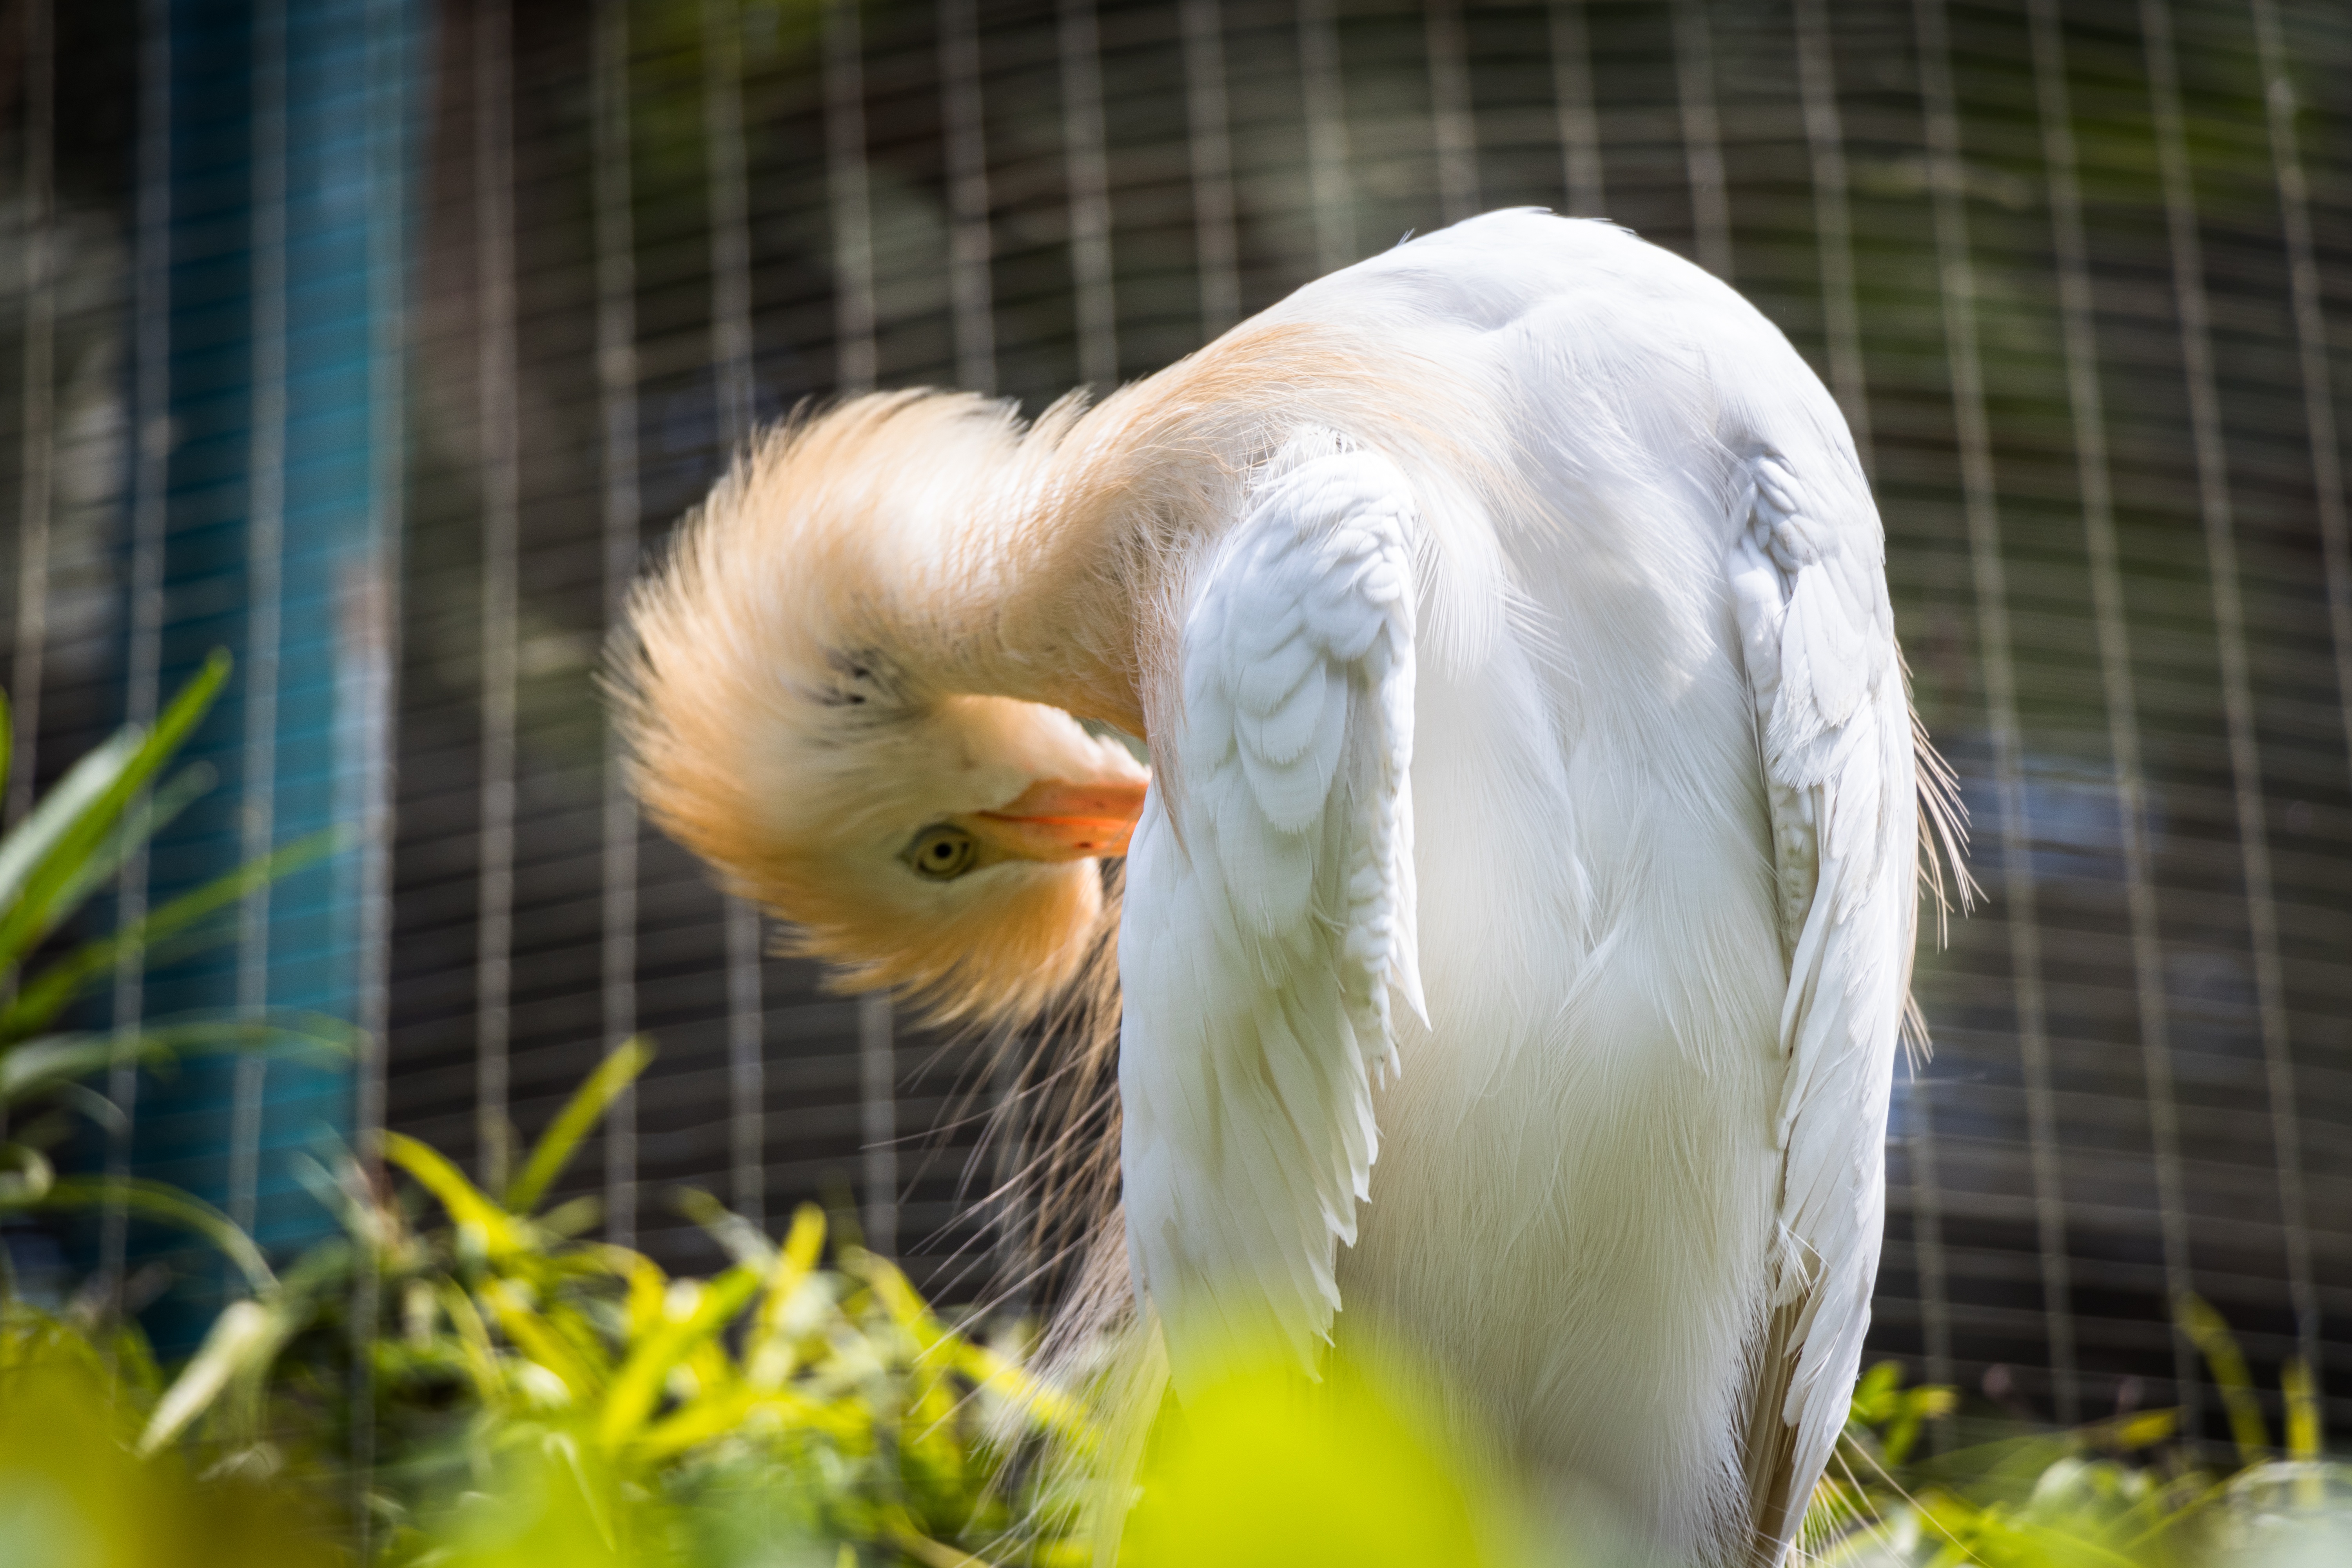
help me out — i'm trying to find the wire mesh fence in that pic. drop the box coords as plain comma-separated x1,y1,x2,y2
0,0,2347,1447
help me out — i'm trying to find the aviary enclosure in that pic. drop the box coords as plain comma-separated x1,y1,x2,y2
0,0,2347,1454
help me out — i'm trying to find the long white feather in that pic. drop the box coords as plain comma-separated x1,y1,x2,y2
1120,434,1422,1387
1731,442,1918,1557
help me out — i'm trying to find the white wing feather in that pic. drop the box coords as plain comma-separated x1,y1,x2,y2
1120,434,1421,1388
1729,447,1919,1551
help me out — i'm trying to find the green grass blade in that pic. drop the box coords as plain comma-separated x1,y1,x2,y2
22,1173,273,1291
504,1036,654,1216
0,651,231,977
673,1186,777,1268
0,1016,354,1106
2282,1358,2320,1461
0,826,338,1040
2178,1292,2269,1462
383,1130,523,1256
0,1033,172,1104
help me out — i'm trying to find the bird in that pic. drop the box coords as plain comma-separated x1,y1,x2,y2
612,210,1961,1567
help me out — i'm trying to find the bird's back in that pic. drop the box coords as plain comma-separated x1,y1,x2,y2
1225,213,1899,1562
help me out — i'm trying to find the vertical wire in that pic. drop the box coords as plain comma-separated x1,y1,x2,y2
107,0,174,1301
2026,0,2198,1430
2141,0,2319,1389
2250,0,2349,1403
1887,0,1950,1414
1791,0,1873,477
1298,0,1353,276
704,0,758,1247
352,0,411,1535
473,0,519,1196
826,0,875,397
1181,0,1240,339
1936,0,2076,1408
1671,0,1731,278
1909,1091,1953,1420
1916,0,2075,1421
1059,0,1115,388
1795,0,1958,1402
704,0,754,436
7,0,53,831
1929,0,2079,1420
1548,0,1604,218
2251,0,2352,811
823,0,882,1244
948,0,1016,1287
230,0,290,1238
938,0,995,395
860,990,897,1259
828,1,893,1248
593,0,642,1228
1426,0,1477,227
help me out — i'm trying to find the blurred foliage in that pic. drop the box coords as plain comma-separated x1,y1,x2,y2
126,1038,1091,1567
1116,1346,1536,1568
6,1073,2351,1568
0,1309,337,1568
0,657,343,1289
1806,1312,2351,1568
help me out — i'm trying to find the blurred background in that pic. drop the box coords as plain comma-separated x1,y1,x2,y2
0,0,2346,1453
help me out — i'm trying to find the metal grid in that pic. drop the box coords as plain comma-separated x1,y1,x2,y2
2,0,2349,1445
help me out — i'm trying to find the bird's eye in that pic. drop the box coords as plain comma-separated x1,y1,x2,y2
903,824,980,881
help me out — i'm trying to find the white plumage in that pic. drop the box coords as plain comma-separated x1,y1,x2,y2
615,210,1947,1568
1122,434,1423,1379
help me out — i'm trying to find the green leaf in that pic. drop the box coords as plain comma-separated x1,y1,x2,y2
598,1264,762,1451
138,1297,286,1455
0,729,140,917
504,1037,655,1216
0,826,339,1040
2283,1358,2321,1465
25,759,216,967
673,1186,777,1268
2178,1292,2269,1463
0,1033,167,1104
480,1278,604,1401
384,1130,525,1257
0,651,231,978
18,1174,273,1292
0,1016,353,1111
0,1142,54,1203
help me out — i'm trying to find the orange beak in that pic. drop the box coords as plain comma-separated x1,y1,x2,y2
960,777,1149,861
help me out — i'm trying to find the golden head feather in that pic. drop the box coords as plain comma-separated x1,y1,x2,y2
609,391,1148,1025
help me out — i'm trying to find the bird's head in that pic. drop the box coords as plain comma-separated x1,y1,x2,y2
611,394,1149,1025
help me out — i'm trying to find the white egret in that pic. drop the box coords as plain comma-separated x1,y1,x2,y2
614,211,1960,1566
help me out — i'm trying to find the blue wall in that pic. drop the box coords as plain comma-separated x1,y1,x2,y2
122,0,422,1299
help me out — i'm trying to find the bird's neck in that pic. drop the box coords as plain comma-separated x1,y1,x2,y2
913,317,1427,741
918,402,1227,743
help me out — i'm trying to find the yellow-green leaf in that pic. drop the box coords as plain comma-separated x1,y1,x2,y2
597,1263,761,1452
385,1130,523,1258
504,1037,653,1215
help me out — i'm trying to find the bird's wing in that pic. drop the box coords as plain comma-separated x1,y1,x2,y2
1118,433,1423,1389
1727,449,1920,1558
